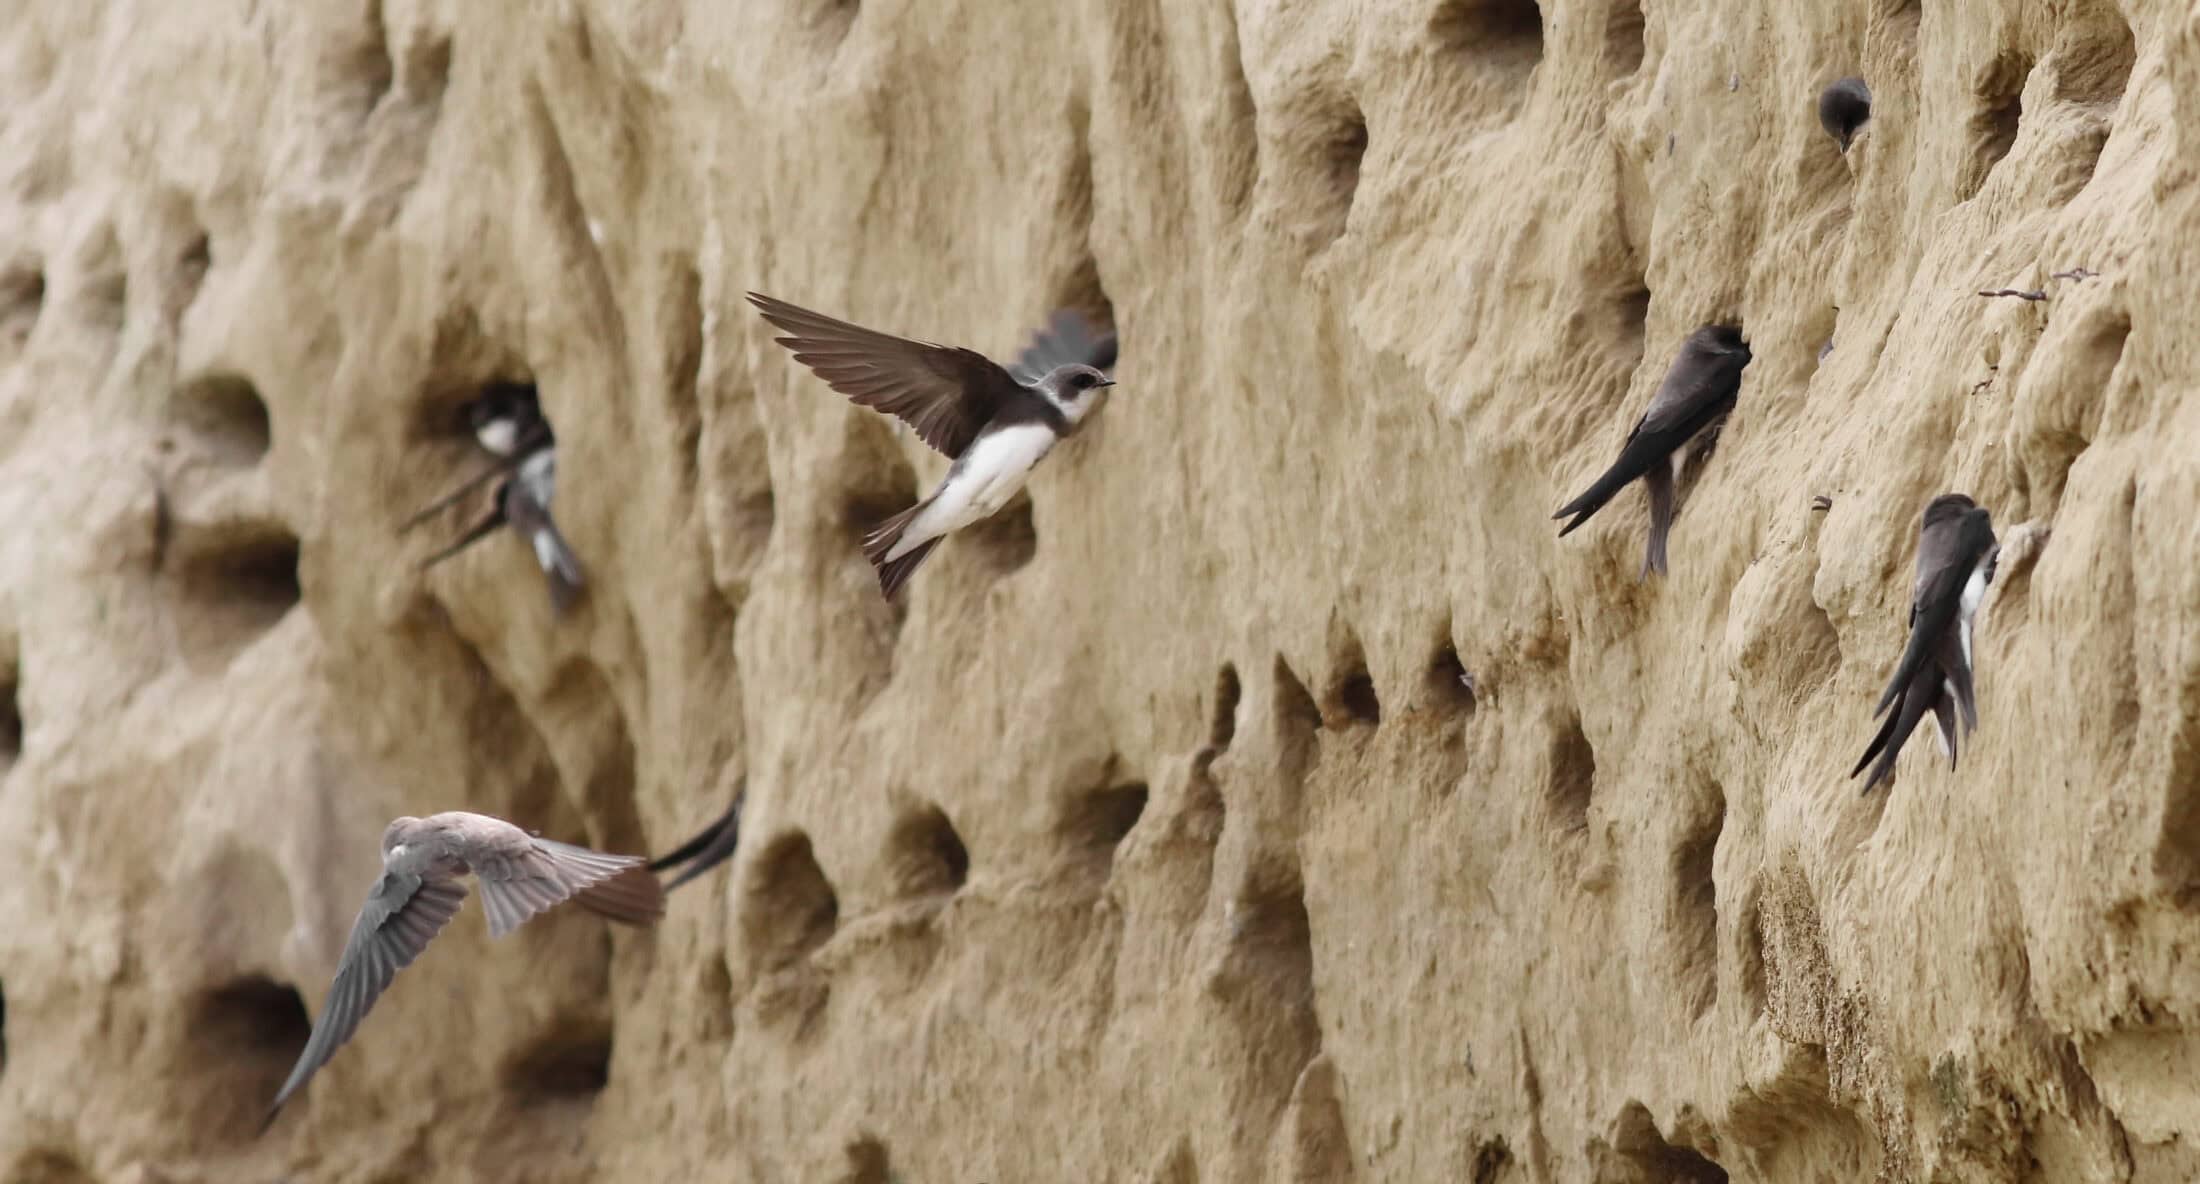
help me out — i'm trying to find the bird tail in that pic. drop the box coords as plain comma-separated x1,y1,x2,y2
571,864,668,926
861,502,941,601
1851,676,1937,795
1929,695,1960,770
1641,464,1676,578
529,521,587,614
1553,465,1632,537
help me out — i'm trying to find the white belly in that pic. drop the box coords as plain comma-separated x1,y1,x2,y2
1957,563,1987,667
892,424,1057,558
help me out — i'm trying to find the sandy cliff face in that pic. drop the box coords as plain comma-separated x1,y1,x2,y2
1,0,2196,1180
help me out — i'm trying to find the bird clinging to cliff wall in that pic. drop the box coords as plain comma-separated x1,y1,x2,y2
1818,77,1873,153
262,812,662,1128
1851,493,1999,794
748,291,1119,600
1553,324,1753,577
416,447,588,615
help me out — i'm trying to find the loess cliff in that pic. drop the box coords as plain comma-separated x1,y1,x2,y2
1,0,2198,1181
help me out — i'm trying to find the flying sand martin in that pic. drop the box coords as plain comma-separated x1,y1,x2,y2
1818,77,1872,154
262,812,662,1127
1553,324,1753,576
417,447,587,614
747,292,1119,600
1851,493,1999,794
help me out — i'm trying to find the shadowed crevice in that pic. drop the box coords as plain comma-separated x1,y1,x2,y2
174,372,274,467
501,1019,612,1102
887,803,969,899
742,832,840,970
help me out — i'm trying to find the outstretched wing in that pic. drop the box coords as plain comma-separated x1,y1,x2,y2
748,292,1023,457
455,822,658,939
264,870,469,1125
1013,308,1117,379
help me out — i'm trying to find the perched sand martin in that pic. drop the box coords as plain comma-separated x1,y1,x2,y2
648,789,745,892
1012,307,1117,381
1554,324,1753,577
399,386,553,533
1818,77,1872,154
469,383,548,458
747,292,1119,600
418,447,586,615
1852,493,1999,794
262,811,661,1128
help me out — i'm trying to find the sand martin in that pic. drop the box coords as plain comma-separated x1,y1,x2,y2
648,789,746,892
747,292,1119,599
468,384,549,458
398,386,553,533
417,447,586,614
1012,307,1117,380
1818,77,1872,153
262,812,662,1126
1852,493,1999,794
1553,324,1752,576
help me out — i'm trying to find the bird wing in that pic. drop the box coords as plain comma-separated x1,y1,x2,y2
747,292,1023,457
1636,349,1737,438
399,454,526,535
265,870,470,1122
649,791,746,892
417,486,511,571
1013,308,1117,379
456,821,655,939
1874,512,1993,719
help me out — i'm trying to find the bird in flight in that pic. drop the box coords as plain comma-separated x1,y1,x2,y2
748,292,1119,600
262,812,662,1127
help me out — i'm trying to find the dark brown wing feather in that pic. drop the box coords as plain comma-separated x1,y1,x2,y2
263,871,469,1125
746,291,1022,457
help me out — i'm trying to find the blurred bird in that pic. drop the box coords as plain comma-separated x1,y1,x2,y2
1852,493,1999,794
417,447,586,615
1818,77,1873,153
398,385,553,533
469,384,549,459
1553,324,1753,577
1012,307,1117,380
748,291,1119,599
262,812,662,1128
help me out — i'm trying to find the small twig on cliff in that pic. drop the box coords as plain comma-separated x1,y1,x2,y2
1977,288,2047,301
2050,267,2098,283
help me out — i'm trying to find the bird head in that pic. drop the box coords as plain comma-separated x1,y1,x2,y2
1693,323,1752,363
1036,364,1117,426
381,817,423,857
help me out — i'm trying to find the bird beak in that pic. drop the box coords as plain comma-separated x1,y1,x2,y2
1096,377,1117,388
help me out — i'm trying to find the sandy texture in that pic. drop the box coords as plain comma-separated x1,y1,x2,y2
0,0,2195,1180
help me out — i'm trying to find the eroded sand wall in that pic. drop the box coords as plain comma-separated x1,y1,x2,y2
1,0,2197,1180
